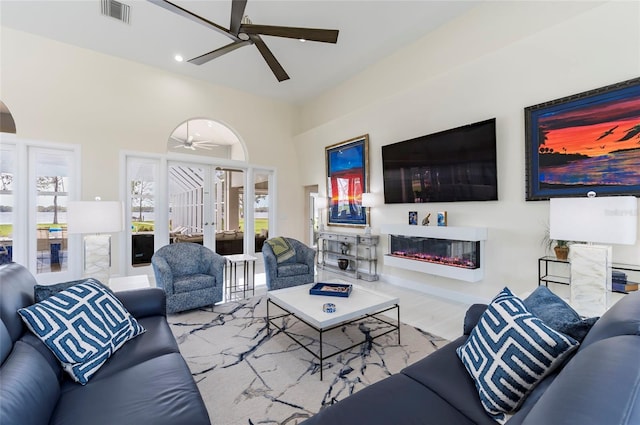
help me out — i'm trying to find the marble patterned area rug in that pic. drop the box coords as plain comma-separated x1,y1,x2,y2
168,295,448,425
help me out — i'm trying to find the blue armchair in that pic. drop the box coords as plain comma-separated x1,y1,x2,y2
262,237,316,291
151,242,225,313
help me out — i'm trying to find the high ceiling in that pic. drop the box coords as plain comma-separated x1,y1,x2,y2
1,0,479,105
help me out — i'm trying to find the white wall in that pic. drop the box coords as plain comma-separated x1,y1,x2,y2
0,28,307,273
294,1,640,303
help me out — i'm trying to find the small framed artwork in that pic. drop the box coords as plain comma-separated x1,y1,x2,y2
408,211,418,225
437,211,447,226
326,135,370,227
524,77,640,200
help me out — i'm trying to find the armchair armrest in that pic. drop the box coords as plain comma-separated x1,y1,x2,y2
463,303,488,335
115,287,167,318
262,245,278,275
302,245,317,269
205,252,225,287
151,256,175,294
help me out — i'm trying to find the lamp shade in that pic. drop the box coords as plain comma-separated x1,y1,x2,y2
361,192,376,208
550,196,637,245
67,201,124,234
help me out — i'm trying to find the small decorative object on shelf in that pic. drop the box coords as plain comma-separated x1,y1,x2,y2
422,213,431,226
437,211,448,226
310,282,353,298
409,211,418,225
554,241,569,260
337,258,349,270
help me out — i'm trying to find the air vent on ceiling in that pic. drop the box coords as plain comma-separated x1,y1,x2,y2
101,0,130,24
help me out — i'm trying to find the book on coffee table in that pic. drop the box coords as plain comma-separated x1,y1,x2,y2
309,282,353,297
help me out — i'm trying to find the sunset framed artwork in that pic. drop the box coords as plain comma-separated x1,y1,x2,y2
325,135,369,227
525,77,640,200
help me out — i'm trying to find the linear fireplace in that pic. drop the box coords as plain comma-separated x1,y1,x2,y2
389,235,480,269
380,224,487,282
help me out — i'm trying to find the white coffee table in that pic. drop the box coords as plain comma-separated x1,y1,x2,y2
267,283,400,380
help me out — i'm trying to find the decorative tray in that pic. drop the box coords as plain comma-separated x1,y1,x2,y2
309,282,352,298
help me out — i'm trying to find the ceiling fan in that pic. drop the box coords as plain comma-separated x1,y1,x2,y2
148,0,339,82
170,121,218,151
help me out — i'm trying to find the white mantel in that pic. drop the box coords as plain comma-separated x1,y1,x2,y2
380,224,488,282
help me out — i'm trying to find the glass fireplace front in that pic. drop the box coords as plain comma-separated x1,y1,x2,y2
388,234,480,269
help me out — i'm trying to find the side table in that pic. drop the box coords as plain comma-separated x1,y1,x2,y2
224,254,257,300
108,275,151,292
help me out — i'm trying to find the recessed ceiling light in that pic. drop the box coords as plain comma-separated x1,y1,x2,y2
299,39,306,43
174,54,184,62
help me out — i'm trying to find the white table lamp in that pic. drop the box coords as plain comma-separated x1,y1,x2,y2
361,192,377,235
68,199,124,283
550,194,637,316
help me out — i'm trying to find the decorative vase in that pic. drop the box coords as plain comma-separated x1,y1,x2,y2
337,258,349,270
554,245,569,260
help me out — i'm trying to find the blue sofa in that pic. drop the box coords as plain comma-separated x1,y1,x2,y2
0,263,211,425
302,290,640,425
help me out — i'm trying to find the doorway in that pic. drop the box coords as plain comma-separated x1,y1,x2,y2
304,184,321,248
168,162,246,255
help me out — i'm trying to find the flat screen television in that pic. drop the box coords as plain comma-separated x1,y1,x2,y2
382,118,498,203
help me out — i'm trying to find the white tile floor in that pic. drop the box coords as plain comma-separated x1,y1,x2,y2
251,268,469,341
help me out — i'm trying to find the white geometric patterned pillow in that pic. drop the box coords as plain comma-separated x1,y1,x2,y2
456,287,579,424
18,279,145,385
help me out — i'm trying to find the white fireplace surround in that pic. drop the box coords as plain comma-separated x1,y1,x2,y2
380,224,488,282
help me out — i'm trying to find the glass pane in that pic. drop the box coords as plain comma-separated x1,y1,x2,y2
129,159,156,266
0,146,14,265
254,171,269,253
35,150,70,274
214,167,244,255
168,164,204,244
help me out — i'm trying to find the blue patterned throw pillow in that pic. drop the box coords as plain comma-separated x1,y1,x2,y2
18,280,145,385
456,287,579,424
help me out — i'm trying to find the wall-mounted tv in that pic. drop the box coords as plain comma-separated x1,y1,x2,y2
382,118,498,203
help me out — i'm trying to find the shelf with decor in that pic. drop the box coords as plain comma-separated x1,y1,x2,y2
317,231,379,281
538,256,640,293
380,224,487,282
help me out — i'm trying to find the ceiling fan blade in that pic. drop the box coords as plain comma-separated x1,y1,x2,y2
240,24,339,43
230,0,247,35
249,35,289,82
148,0,238,41
193,141,220,147
188,40,251,65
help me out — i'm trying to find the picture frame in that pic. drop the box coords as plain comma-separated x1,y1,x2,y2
326,135,369,227
525,77,640,200
437,211,447,226
408,211,418,225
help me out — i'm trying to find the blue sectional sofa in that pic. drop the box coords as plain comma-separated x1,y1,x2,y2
303,289,640,425
0,263,211,425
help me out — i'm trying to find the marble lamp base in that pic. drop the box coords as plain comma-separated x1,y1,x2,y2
569,244,611,317
83,234,111,284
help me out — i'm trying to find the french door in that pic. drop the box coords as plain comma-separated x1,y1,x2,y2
0,140,80,284
124,154,274,276
168,161,247,255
